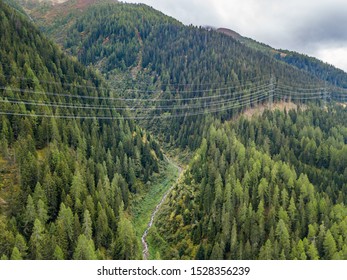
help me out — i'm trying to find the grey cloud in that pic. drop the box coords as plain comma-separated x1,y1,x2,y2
297,11,347,44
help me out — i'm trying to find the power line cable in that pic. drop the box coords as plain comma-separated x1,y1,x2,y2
0,73,271,94
0,90,271,120
0,88,270,112
0,83,271,103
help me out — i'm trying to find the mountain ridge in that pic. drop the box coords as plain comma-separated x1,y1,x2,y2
216,27,347,87
17,0,347,88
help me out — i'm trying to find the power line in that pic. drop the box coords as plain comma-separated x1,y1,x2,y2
276,88,324,96
0,90,271,120
277,83,325,91
0,83,271,103
1,73,344,121
0,88,270,113
275,93,324,100
0,73,271,94
0,71,271,89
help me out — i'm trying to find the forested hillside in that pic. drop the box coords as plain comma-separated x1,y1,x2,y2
274,50,347,88
0,0,162,260
154,105,347,260
29,1,332,152
2,0,347,261
16,1,347,151
218,28,347,88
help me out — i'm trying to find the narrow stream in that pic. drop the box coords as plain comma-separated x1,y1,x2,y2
141,156,182,260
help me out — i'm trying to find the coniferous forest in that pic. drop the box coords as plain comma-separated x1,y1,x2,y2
0,0,347,260
0,0,162,260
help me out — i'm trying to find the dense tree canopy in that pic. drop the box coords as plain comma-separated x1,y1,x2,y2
24,1,334,152
155,105,347,260
1,0,347,261
0,0,162,260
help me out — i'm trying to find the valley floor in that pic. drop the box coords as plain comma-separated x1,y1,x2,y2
130,154,182,259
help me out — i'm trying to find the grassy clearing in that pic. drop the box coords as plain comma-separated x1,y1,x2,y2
130,159,179,242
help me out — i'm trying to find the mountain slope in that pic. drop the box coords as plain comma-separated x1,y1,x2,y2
217,27,347,88
0,0,162,260
8,0,347,261
274,50,347,88
155,105,347,260
26,0,336,152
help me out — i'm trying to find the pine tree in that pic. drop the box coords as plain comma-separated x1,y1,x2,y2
14,233,28,259
24,195,36,236
10,247,22,260
95,205,109,248
258,239,273,260
53,245,65,260
230,218,238,259
323,230,337,259
113,205,138,260
307,242,319,260
210,241,223,260
195,244,205,260
73,234,97,260
29,219,46,259
82,209,93,240
275,219,290,257
36,199,48,225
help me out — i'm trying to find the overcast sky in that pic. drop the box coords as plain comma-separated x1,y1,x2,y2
123,0,347,72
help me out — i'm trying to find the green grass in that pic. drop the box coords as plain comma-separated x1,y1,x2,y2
130,159,179,243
